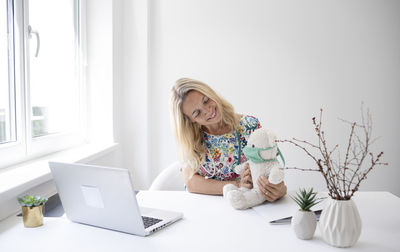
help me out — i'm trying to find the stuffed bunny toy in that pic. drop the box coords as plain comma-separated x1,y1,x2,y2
223,128,284,210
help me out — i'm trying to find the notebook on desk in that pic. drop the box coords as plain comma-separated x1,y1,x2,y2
252,192,326,225
49,162,183,236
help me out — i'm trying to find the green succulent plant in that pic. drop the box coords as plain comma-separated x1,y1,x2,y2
290,188,324,211
18,195,48,207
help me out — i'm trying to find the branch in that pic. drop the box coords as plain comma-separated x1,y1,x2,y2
282,105,387,200
278,139,319,163
329,144,339,158
349,152,386,198
337,118,363,128
285,167,320,172
347,114,370,191
292,138,319,149
343,122,356,195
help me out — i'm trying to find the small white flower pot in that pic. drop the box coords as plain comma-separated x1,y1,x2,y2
291,210,317,240
319,198,362,247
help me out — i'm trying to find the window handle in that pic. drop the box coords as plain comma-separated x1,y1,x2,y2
28,25,40,57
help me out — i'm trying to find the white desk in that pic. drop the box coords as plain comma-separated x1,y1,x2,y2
0,191,399,252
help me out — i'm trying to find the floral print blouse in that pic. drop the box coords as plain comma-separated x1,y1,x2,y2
198,115,261,181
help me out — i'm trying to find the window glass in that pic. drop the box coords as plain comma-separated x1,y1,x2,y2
28,0,80,137
0,0,15,144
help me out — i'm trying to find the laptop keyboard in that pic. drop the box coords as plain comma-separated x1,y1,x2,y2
142,216,163,229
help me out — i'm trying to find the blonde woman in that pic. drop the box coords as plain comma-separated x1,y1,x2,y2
170,78,287,202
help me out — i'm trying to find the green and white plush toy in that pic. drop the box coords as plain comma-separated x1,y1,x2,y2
223,128,285,210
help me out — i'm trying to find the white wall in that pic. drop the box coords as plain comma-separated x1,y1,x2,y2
86,0,114,144
117,0,400,195
112,0,151,189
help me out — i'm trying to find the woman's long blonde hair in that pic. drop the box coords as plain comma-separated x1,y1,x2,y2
170,78,238,172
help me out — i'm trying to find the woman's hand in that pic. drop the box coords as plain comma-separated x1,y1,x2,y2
238,163,253,189
257,176,287,202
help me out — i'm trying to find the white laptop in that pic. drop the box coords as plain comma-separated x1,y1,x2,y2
48,162,183,236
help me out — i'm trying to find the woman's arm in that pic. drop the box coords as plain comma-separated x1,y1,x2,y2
182,166,252,195
184,173,237,195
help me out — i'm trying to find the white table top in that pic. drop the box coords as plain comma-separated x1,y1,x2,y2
0,191,399,252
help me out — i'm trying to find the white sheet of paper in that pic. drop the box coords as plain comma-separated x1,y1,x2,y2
81,185,105,209
252,192,327,222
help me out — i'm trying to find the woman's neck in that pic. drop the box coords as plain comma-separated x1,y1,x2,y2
202,114,242,135
203,123,230,135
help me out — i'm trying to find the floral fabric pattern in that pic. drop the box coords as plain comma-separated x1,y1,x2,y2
198,115,261,181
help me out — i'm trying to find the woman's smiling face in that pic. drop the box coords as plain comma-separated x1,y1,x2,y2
181,90,221,128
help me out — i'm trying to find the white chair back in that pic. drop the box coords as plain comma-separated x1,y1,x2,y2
149,161,185,191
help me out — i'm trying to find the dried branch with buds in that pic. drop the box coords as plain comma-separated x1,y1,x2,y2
279,106,387,200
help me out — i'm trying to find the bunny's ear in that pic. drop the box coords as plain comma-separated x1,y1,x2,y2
270,131,278,143
260,128,277,146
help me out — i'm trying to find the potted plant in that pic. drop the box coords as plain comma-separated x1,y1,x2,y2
290,188,323,240
280,106,387,247
18,195,48,228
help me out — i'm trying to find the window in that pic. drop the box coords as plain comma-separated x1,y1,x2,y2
0,0,16,145
0,0,85,168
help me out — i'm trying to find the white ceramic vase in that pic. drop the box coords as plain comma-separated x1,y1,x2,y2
291,210,317,240
319,198,362,247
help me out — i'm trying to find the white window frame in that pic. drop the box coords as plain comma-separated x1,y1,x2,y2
0,0,87,169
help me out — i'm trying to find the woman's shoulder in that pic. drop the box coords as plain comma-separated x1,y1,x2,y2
238,114,262,133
